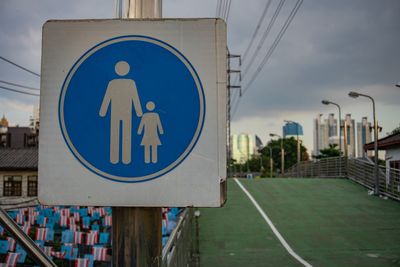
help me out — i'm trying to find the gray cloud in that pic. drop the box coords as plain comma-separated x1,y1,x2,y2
0,0,399,147
231,0,400,120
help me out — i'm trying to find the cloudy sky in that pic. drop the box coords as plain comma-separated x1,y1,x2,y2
0,0,399,153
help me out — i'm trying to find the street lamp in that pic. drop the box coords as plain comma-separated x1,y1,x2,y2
269,133,285,175
321,100,347,177
349,91,380,195
258,147,265,174
268,146,273,178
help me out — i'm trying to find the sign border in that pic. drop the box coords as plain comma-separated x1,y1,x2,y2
58,35,206,183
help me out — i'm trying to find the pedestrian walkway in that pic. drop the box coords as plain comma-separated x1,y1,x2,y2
199,178,400,267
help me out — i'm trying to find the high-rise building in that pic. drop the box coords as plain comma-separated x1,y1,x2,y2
231,133,262,164
357,117,372,158
283,122,303,138
313,113,338,156
343,114,356,158
30,104,40,133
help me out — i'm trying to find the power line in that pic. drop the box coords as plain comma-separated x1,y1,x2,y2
242,0,303,96
222,0,228,19
230,93,241,118
0,80,39,91
241,0,273,64
218,0,231,20
232,0,303,119
216,0,220,17
0,56,40,77
232,0,272,87
225,0,232,22
242,0,286,79
0,85,40,96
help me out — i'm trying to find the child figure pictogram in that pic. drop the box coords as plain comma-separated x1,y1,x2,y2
137,101,164,163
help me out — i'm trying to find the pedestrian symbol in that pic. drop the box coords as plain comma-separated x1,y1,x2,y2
137,101,164,164
59,36,205,182
99,61,144,165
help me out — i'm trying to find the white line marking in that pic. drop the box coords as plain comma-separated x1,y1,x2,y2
234,178,313,267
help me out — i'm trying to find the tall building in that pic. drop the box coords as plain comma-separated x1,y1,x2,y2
30,104,40,133
357,117,372,158
313,113,338,156
283,122,303,138
231,133,262,164
343,114,356,158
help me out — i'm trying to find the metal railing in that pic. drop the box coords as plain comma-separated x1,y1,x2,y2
283,157,400,201
161,208,194,267
348,158,400,201
0,207,57,266
283,157,346,178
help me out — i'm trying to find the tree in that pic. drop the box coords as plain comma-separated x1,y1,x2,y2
314,144,340,159
260,137,309,174
391,124,400,135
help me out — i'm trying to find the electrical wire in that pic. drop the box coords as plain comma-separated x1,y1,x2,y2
225,0,232,22
0,56,40,77
241,0,273,64
232,0,303,119
232,0,272,87
0,80,39,91
241,0,286,79
242,0,303,96
0,85,40,96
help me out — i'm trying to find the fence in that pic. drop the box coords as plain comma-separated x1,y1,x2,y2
283,157,400,201
161,208,195,267
347,158,400,201
283,157,346,178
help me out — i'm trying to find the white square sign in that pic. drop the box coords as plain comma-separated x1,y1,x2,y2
39,19,227,207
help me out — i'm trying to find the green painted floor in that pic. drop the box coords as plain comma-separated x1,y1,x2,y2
199,178,400,267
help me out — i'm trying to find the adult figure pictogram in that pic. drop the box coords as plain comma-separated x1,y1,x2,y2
99,61,143,164
137,101,164,163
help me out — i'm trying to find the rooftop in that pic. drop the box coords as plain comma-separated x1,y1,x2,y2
364,133,400,150
0,148,38,171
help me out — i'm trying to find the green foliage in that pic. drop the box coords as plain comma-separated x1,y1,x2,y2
314,144,340,159
391,124,400,135
229,137,310,177
260,137,309,174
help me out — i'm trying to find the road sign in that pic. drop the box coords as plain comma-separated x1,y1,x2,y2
39,19,227,207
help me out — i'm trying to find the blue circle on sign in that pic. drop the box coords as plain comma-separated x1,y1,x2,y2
59,36,205,183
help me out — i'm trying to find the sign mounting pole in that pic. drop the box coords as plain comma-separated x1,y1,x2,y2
112,1,162,266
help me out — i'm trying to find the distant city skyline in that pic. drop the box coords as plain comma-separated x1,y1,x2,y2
313,113,374,158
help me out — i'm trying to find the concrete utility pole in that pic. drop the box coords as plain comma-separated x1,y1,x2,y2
112,1,162,267
117,0,162,18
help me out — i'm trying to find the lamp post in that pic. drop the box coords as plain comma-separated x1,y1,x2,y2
269,133,285,175
321,100,342,157
269,146,273,178
258,147,265,175
321,100,346,176
349,91,379,195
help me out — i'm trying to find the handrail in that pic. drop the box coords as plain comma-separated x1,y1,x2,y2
161,208,193,267
0,207,57,266
282,157,400,201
